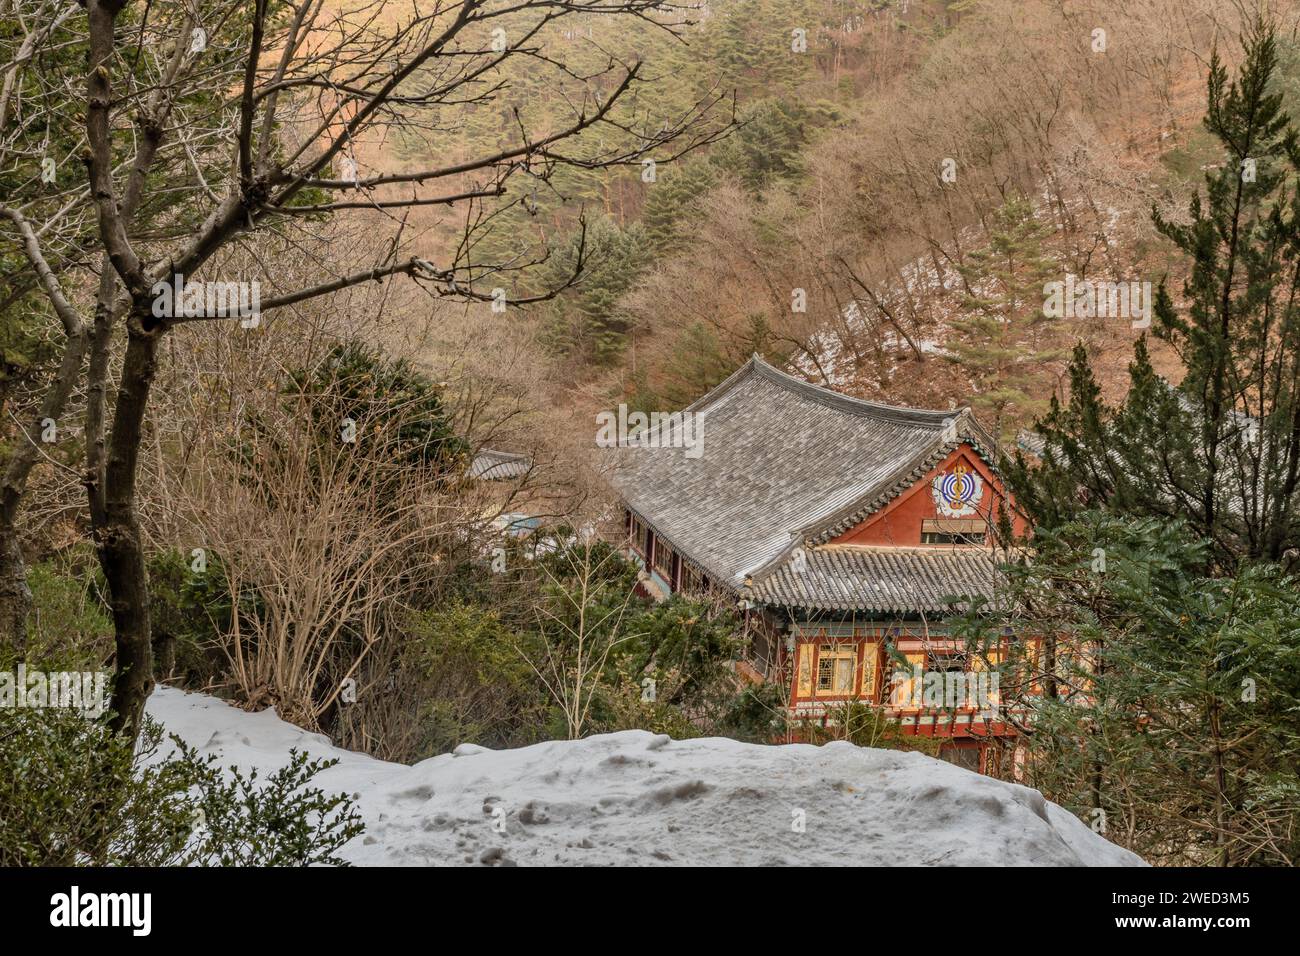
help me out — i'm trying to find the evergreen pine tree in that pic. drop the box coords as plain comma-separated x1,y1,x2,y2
958,514,1300,865
540,217,649,365
642,160,718,256
947,196,1063,438
976,18,1300,866
1012,19,1300,568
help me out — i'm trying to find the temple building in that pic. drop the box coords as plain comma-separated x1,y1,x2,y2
607,354,1031,773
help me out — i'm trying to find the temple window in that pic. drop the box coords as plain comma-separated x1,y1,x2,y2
921,518,986,545
815,647,857,696
652,537,674,580
628,514,647,556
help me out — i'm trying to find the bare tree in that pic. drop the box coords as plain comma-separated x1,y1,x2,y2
178,374,455,730
519,540,636,739
0,0,728,740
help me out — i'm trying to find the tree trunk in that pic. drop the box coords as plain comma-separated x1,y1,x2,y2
99,321,161,740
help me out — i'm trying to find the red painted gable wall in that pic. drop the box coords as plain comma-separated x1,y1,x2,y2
830,443,1027,546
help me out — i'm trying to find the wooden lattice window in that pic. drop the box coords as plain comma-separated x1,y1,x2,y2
815,648,856,696
652,537,673,579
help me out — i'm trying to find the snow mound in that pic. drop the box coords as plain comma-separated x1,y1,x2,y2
146,687,1145,867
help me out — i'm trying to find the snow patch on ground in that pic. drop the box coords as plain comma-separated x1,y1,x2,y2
146,686,1145,867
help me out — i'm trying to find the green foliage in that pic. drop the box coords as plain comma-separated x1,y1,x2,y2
0,312,57,416
0,709,362,866
15,558,113,672
705,0,813,97
947,195,1063,435
802,701,943,756
617,594,745,706
709,98,819,195
990,20,1300,867
1015,20,1300,566
533,537,643,611
642,159,718,255
541,216,650,365
625,364,664,418
1273,30,1300,125
287,340,468,479
583,592,748,736
714,682,789,742
1,5,256,400
402,601,548,756
586,675,704,739
147,549,240,685
528,542,756,737
0,13,87,409
177,743,364,867
396,0,872,371
969,513,1300,865
419,539,755,742
656,316,774,409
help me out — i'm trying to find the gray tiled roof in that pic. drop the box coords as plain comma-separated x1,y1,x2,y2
1015,429,1047,459
608,355,998,607
468,448,532,480
751,546,999,613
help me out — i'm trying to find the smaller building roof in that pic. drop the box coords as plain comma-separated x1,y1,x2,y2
751,545,999,614
468,448,532,481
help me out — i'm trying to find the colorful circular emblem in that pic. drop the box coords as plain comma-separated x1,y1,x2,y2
931,465,983,517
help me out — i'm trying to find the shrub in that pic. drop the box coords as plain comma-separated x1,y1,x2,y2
147,548,236,685
401,601,549,756
0,706,363,866
13,558,112,672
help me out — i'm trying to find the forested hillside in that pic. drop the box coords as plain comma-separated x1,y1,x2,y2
336,0,1300,434
3,0,1299,873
